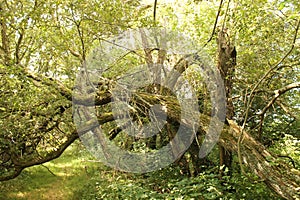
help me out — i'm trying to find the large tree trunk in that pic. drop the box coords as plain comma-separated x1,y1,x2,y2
217,29,236,176
136,93,300,199
220,119,300,199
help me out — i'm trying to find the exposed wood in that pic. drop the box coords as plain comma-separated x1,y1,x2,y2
1,88,299,199
0,13,11,65
217,29,236,176
221,120,300,200
131,92,300,199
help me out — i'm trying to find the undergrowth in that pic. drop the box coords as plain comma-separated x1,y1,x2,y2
0,141,284,200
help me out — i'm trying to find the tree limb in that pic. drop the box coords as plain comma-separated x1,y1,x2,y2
257,82,300,136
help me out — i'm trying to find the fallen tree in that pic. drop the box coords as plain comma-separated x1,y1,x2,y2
1,80,299,199
1,0,299,199
134,92,300,199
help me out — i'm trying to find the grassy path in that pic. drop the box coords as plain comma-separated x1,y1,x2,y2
0,143,99,200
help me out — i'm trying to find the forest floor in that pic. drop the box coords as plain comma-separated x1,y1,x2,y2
0,142,99,200
0,141,283,200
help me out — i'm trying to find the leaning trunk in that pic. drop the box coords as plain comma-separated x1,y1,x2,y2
219,120,300,199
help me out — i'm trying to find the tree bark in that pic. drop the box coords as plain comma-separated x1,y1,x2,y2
217,29,236,176
133,93,300,199
220,120,300,200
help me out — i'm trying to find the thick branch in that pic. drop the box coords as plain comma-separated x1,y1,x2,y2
25,71,73,100
25,70,112,106
73,91,112,106
0,110,114,181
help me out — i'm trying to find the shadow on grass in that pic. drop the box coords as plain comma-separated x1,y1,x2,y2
0,142,102,200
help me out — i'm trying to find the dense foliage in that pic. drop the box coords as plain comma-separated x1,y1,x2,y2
0,0,299,199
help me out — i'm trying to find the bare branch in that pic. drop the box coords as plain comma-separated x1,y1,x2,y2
240,19,300,144
276,101,298,120
258,82,300,137
153,0,158,23
261,82,300,116
15,29,24,64
202,0,224,48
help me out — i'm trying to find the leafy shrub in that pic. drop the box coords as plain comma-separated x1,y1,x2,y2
73,165,283,200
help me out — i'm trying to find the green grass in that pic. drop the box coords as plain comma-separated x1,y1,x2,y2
0,141,101,200
0,142,283,200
